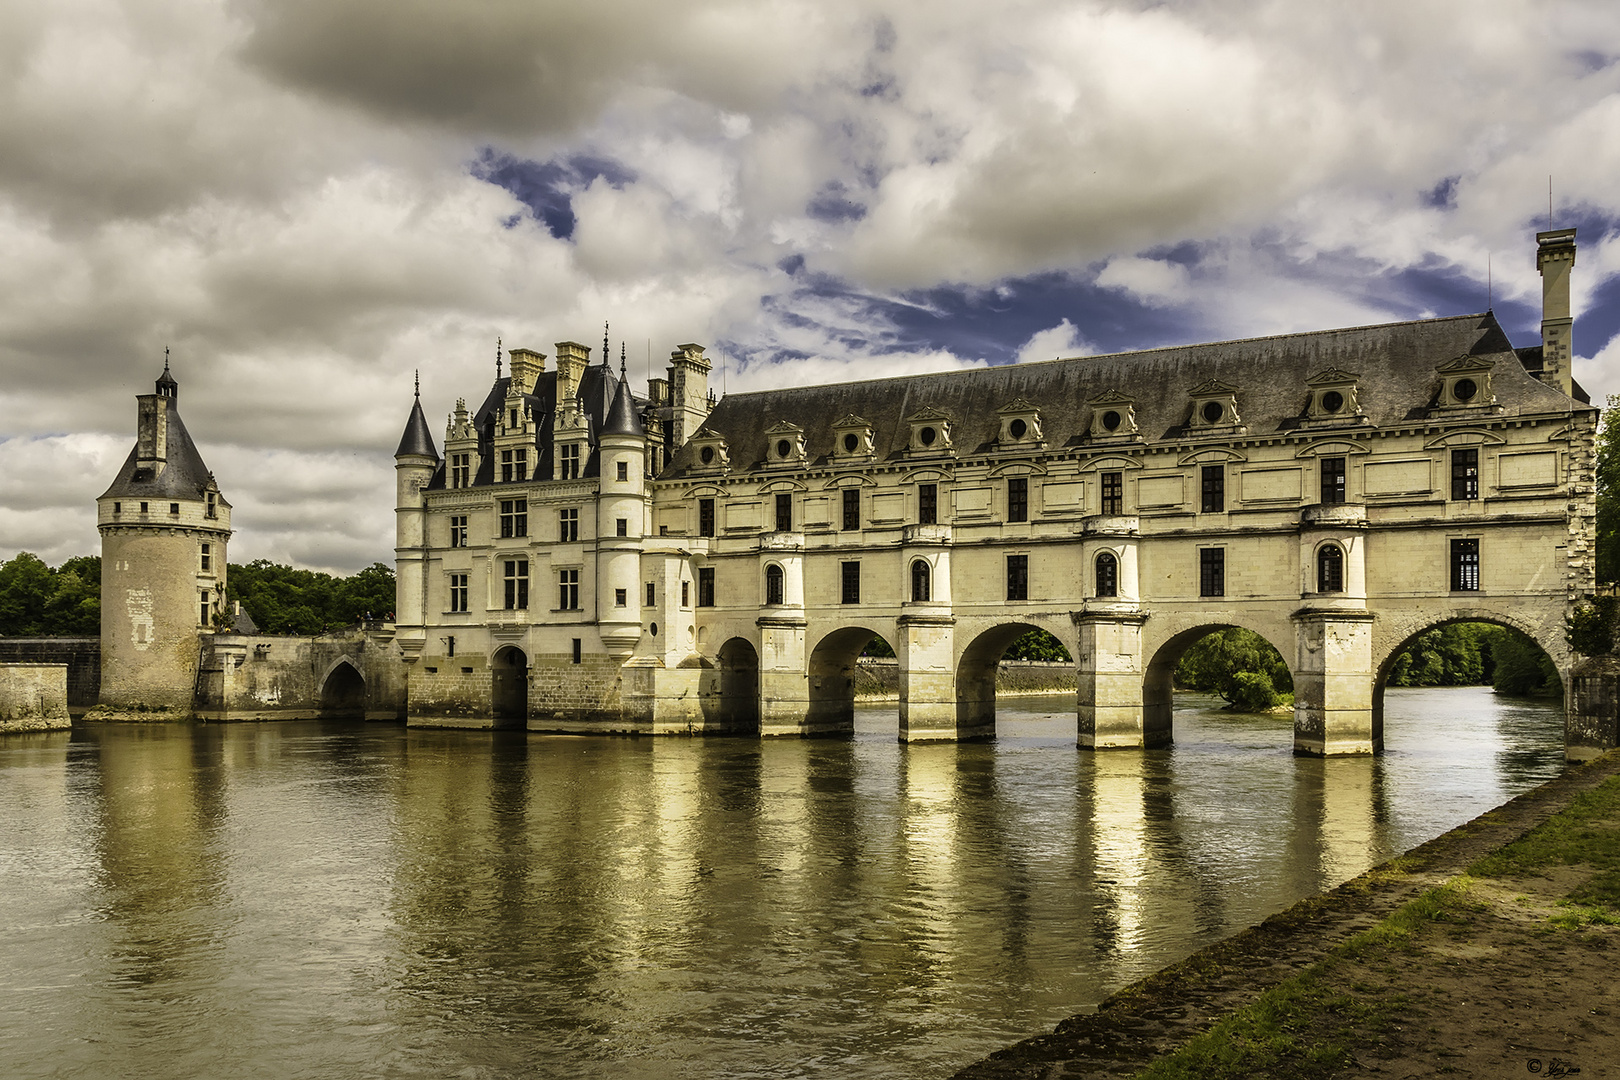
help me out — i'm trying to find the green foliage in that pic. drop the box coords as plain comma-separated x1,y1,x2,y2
1384,621,1559,696
1175,628,1292,711
1491,626,1561,695
1567,596,1617,657
1596,395,1620,584
0,552,101,636
1003,628,1072,662
226,560,395,635
860,635,894,658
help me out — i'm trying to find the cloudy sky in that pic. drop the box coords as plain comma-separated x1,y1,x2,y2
2,0,1619,574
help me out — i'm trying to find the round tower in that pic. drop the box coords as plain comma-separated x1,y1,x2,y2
96,360,232,717
393,374,439,662
595,361,646,660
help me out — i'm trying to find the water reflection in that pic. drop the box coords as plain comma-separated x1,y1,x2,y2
0,688,1567,1080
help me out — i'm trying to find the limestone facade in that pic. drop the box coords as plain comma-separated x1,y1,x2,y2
394,233,1603,756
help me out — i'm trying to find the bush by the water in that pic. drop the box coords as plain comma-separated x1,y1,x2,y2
1174,627,1293,711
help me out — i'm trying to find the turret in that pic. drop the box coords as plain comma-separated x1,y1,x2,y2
1536,228,1577,397
394,375,439,656
596,360,647,660
95,359,232,717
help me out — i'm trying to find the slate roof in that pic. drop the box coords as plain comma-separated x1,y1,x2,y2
667,313,1591,477
601,369,645,436
100,395,225,503
395,395,438,458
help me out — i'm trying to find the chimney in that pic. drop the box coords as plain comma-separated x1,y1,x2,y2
135,395,168,477
1536,227,1577,397
667,343,712,448
507,348,546,394
554,341,589,401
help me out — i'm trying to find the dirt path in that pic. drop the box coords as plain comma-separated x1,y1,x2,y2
954,752,1620,1080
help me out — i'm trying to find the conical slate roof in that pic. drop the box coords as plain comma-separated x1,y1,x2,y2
395,394,438,459
99,394,223,502
601,369,644,436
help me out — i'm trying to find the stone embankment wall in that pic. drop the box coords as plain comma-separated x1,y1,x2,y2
0,664,71,732
198,629,406,722
854,659,1074,699
0,638,100,711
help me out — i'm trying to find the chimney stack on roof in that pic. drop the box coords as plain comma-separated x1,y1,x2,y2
1536,227,1577,398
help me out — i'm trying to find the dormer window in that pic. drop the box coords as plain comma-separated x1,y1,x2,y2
500,448,528,482
1087,390,1140,439
1435,356,1497,410
831,414,876,460
688,429,730,474
205,492,217,519
765,420,807,468
1304,368,1364,424
1187,379,1243,432
996,400,1043,449
559,443,580,479
451,453,471,488
904,407,954,456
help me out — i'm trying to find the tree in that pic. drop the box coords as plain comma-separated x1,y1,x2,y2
0,553,101,636
1596,395,1620,584
1174,628,1292,709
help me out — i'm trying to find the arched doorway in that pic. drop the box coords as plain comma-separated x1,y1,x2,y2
717,637,761,734
319,660,365,719
808,626,892,736
1142,623,1295,747
956,624,1073,739
1373,617,1563,748
491,646,528,729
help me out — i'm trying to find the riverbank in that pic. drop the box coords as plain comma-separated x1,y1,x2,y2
954,749,1620,1079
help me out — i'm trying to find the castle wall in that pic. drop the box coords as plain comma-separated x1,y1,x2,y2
0,664,71,732
0,638,100,710
196,630,405,722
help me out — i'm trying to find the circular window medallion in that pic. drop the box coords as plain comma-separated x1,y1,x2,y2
649,622,658,637
1102,410,1122,432
843,433,859,452
1201,401,1225,424
919,426,937,446
776,439,792,458
699,446,715,465
1453,378,1477,402
1009,418,1027,440
1321,390,1344,413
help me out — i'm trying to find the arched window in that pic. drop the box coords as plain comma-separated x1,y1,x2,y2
765,564,784,605
1317,544,1344,593
1095,551,1118,597
911,559,931,602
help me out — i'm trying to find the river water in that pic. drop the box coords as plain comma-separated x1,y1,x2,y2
0,687,1565,1079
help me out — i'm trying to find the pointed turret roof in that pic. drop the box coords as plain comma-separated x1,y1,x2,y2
601,365,644,437
395,375,438,458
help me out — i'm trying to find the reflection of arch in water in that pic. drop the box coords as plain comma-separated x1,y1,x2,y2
716,637,761,734
491,645,528,729
1142,621,1295,748
319,658,366,719
1371,612,1564,749
956,621,1072,739
808,626,891,736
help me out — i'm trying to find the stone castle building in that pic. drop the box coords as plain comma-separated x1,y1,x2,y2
391,229,1610,757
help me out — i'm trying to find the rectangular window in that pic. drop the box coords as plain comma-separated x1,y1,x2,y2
615,588,627,607
200,543,211,572
1452,448,1480,500
449,515,467,548
697,567,715,607
140,501,148,514
200,593,210,627
646,582,656,607
451,453,470,488
205,492,216,519
559,507,578,542
918,483,937,525
500,448,527,482
499,498,528,538
1199,548,1225,597
572,638,582,664
1451,538,1480,591
699,498,715,537
1100,472,1123,515
448,636,455,658
1321,457,1347,505
1008,477,1028,522
840,561,861,604
560,443,581,480
449,573,468,612
1201,465,1224,513
843,488,861,530
616,518,628,537
504,560,530,610
681,580,690,607
113,502,121,513
1006,554,1028,601
775,492,792,532
616,460,628,482
170,502,180,515
556,567,578,610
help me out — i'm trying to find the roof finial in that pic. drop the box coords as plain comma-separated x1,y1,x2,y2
603,322,610,366
163,345,170,373
620,341,627,377
495,336,503,379
414,369,420,399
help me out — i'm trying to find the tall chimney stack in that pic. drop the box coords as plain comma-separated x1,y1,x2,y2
1536,227,1577,397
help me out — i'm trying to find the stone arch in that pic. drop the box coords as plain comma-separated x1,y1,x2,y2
1371,609,1567,746
716,636,761,734
1142,619,1297,747
808,625,892,736
319,658,365,719
490,645,528,729
955,620,1074,739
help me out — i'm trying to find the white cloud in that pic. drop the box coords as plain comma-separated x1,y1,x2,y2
1015,320,1094,364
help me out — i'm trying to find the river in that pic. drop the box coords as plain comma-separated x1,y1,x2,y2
0,687,1565,1079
